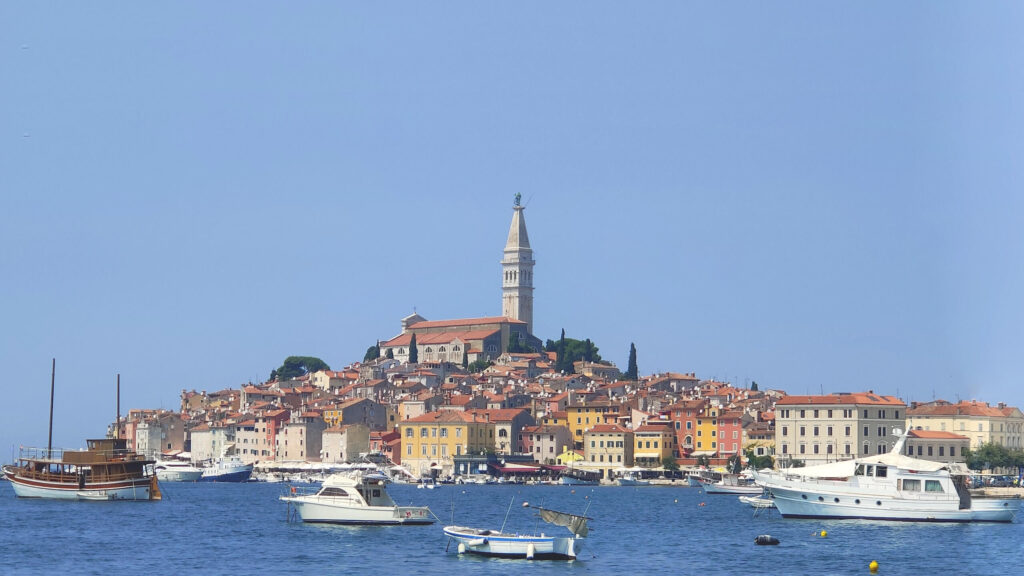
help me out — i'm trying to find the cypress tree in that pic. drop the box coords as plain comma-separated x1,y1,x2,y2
408,333,418,364
625,342,638,381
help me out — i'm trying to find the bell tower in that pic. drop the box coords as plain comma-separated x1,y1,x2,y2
501,194,534,334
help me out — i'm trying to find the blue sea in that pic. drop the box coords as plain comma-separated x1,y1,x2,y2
1,479,1021,575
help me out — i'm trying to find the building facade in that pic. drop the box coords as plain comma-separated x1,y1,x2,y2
775,392,907,466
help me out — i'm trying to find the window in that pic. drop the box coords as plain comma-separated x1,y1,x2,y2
814,410,819,418
863,443,870,454
828,410,833,418
864,426,869,437
800,410,805,418
925,480,944,493
813,426,819,436
421,428,428,438
902,479,921,491
813,444,819,454
440,428,448,438
456,428,462,438
782,426,788,436
827,444,833,454
845,426,851,436
827,426,833,436
939,446,945,456
876,466,887,478
405,428,413,438
928,446,933,456
799,444,805,454
800,427,806,436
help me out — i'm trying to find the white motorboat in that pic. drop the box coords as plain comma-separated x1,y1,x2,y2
199,455,253,483
616,470,651,486
154,460,203,482
444,504,590,560
280,471,434,525
752,430,1021,522
700,472,763,494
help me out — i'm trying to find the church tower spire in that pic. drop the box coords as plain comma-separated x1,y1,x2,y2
502,194,534,334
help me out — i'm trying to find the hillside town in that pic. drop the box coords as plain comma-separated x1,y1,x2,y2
112,198,1024,483
113,347,1024,483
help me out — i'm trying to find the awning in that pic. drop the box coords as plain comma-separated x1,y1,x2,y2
689,450,716,456
634,452,663,458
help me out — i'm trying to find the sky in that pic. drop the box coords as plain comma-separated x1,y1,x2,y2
3,3,1023,458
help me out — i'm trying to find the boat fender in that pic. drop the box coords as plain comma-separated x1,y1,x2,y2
457,543,466,555
526,543,535,560
755,535,780,546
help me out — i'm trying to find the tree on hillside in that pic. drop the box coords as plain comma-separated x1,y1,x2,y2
544,331,604,375
661,456,680,471
462,348,468,369
408,333,418,364
468,359,493,373
363,344,380,363
385,348,394,359
624,342,638,380
507,332,530,354
751,381,759,391
272,356,330,381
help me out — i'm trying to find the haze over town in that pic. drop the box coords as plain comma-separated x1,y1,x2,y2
3,3,1023,457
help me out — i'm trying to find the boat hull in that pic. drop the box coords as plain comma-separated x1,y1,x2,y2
199,465,253,483
156,469,203,482
443,526,582,559
6,472,155,501
283,498,433,525
767,485,1019,523
559,476,598,486
701,481,764,494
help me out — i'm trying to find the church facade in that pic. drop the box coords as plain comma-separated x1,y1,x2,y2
379,198,542,363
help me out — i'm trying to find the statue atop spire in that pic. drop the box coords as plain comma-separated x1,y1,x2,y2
514,192,522,207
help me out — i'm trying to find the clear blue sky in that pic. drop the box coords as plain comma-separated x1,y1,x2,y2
3,3,1023,456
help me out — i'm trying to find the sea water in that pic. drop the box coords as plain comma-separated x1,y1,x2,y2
1,480,1020,575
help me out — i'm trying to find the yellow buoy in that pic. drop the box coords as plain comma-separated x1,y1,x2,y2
869,560,879,573
820,530,827,538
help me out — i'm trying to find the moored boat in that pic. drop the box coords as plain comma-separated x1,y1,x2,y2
615,469,651,486
700,472,763,494
199,455,254,483
4,440,160,501
444,503,590,560
752,430,1021,522
280,471,433,524
155,459,203,482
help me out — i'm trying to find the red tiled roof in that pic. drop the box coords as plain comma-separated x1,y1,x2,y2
408,316,525,329
382,329,499,347
908,430,970,440
777,393,904,406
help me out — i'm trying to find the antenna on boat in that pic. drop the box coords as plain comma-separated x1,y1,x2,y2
47,358,55,460
116,374,121,440
499,495,515,533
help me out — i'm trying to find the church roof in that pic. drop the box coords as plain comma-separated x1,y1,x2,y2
382,328,499,347
408,316,524,330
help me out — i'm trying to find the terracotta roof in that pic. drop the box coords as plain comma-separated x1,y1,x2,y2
908,401,1011,418
586,424,630,434
777,393,905,407
408,316,525,329
908,430,970,440
405,410,491,424
382,329,499,347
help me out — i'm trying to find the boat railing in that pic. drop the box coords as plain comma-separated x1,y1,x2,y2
18,445,149,463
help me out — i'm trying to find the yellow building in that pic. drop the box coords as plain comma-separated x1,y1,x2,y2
402,410,493,478
908,400,1024,450
583,424,634,479
633,422,675,467
693,404,719,457
566,400,628,448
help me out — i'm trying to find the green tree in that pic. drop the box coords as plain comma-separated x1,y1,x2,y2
751,381,759,391
462,348,468,369
468,359,493,373
696,454,711,467
967,442,1013,471
385,348,394,359
273,356,330,380
624,342,638,381
544,332,605,374
507,332,530,354
363,345,380,363
661,456,680,471
408,333,418,364
744,448,774,470
727,454,743,474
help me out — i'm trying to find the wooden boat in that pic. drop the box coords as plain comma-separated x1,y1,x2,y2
4,439,160,501
2,363,160,501
444,504,590,560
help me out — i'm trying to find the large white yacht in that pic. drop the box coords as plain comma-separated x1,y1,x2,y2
280,471,434,525
752,430,1020,522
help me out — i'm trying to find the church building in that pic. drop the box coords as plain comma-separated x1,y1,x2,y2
380,196,543,364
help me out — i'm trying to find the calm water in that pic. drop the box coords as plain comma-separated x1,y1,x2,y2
1,479,1021,575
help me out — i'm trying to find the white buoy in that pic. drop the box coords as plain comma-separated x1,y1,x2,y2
526,543,536,560
458,543,466,555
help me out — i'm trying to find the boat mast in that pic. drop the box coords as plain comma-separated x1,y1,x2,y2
115,374,121,440
47,358,55,459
